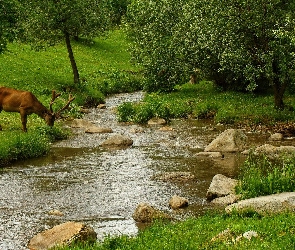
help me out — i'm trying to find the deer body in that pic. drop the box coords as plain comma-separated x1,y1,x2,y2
0,87,74,132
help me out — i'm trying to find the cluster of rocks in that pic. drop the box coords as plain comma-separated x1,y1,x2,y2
202,128,295,215
28,121,295,249
132,194,189,223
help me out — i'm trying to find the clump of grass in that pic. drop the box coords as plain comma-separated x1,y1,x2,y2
0,130,50,167
236,153,295,199
0,125,69,167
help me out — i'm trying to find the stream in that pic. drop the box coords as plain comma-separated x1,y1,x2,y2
0,91,275,249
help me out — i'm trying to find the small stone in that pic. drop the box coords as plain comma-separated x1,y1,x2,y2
269,133,283,141
101,134,133,147
85,126,113,134
80,108,91,114
148,117,166,125
133,203,171,223
243,231,258,240
196,152,223,158
48,210,64,217
97,104,106,109
159,126,173,131
169,195,189,209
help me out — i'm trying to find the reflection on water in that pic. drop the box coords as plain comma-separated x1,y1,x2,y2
0,92,269,250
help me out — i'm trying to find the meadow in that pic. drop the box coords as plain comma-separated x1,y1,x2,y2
0,29,142,166
1,28,295,249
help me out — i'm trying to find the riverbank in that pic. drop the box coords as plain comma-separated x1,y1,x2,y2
56,211,295,250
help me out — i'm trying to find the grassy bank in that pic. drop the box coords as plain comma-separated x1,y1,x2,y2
117,81,295,126
57,212,295,250
0,29,142,166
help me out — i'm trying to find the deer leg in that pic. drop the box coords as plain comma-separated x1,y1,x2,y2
0,109,2,131
20,109,28,132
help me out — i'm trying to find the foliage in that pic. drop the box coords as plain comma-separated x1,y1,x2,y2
18,0,112,83
110,0,131,25
0,29,142,165
236,153,295,199
57,212,295,249
0,29,141,106
19,0,111,47
125,0,295,108
125,0,187,92
117,82,295,125
0,0,18,53
0,122,71,167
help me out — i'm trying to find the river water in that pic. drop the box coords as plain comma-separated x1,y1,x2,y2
0,92,269,249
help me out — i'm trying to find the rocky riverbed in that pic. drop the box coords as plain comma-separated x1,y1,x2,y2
1,92,294,249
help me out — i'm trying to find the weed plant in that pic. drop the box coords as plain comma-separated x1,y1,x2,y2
236,153,295,199
117,81,295,125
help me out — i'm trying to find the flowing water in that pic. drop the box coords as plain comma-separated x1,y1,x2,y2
0,92,277,249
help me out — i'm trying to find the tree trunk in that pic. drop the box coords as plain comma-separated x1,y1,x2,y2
64,31,80,84
273,79,287,110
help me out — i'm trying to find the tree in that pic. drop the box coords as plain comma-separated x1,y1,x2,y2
126,0,295,108
182,0,295,109
20,0,111,84
126,0,186,92
0,0,18,53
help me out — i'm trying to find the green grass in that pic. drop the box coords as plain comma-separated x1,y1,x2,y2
0,29,142,105
236,154,295,199
0,29,142,166
117,81,295,125
57,212,295,250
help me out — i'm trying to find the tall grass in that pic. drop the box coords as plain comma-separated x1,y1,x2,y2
236,154,295,199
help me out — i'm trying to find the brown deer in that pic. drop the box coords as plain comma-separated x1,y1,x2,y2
0,87,75,132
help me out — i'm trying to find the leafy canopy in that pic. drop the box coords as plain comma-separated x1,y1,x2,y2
126,0,295,108
0,0,18,53
19,0,111,47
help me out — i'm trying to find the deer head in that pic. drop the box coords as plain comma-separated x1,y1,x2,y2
47,90,75,126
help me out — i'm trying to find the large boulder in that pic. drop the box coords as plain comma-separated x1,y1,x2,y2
225,192,295,214
206,174,238,201
256,144,295,157
133,203,171,223
205,129,247,152
28,222,97,250
101,134,133,147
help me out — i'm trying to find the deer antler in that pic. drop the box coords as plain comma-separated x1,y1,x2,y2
55,94,75,117
50,90,61,113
